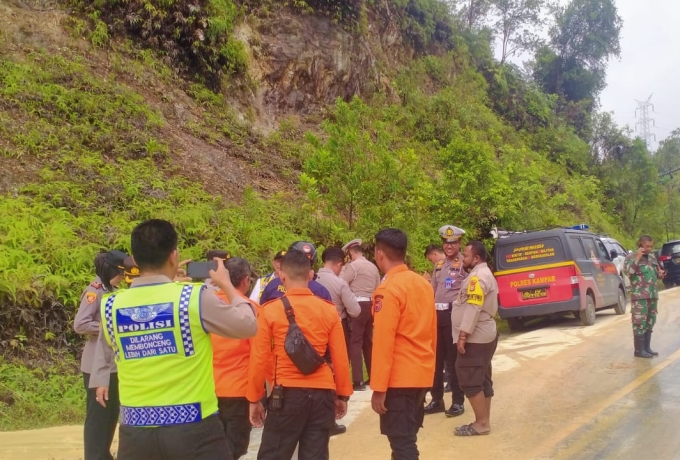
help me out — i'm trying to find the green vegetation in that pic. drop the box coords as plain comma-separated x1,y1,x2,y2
0,0,677,429
0,358,83,430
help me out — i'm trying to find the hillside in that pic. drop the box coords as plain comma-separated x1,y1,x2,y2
0,0,675,427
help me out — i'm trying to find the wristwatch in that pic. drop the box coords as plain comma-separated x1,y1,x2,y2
337,395,350,402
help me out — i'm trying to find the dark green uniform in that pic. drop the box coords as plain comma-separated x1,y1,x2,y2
624,253,659,336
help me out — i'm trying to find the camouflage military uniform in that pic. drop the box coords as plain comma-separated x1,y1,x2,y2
624,253,659,336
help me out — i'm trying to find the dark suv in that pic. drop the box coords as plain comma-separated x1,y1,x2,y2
659,240,680,288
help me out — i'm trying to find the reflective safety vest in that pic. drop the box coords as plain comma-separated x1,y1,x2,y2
259,272,276,299
101,282,217,427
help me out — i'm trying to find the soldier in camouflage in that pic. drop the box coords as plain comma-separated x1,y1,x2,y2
624,235,665,359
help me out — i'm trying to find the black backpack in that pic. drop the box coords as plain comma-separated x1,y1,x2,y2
281,296,326,375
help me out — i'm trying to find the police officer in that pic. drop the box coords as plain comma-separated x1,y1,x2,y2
425,225,466,417
74,249,127,460
89,219,257,460
624,235,665,358
260,242,332,304
452,241,499,437
370,228,437,459
340,239,380,391
316,247,361,353
250,250,285,303
247,249,353,460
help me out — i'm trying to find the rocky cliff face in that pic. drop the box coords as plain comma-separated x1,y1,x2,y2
234,9,407,132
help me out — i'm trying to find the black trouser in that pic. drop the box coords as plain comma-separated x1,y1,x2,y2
258,388,335,460
380,388,428,460
431,310,464,405
83,372,120,460
341,318,351,357
117,414,228,460
349,301,373,383
217,397,252,460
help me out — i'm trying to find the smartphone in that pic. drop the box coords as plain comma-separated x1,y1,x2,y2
186,261,218,280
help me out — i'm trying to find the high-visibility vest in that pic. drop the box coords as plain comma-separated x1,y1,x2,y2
259,272,276,299
101,282,217,427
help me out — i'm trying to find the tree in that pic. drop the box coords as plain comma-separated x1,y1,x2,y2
598,139,660,235
532,0,622,105
460,0,492,30
491,0,546,64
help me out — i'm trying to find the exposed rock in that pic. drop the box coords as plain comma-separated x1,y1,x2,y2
234,9,405,132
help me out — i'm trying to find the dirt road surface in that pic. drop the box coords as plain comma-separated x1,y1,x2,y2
2,288,680,460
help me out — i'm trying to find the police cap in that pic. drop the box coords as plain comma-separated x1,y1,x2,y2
206,250,231,261
273,250,287,261
439,225,465,243
106,250,128,271
342,238,363,252
123,256,140,284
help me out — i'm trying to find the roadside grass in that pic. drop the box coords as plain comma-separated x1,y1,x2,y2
0,357,83,431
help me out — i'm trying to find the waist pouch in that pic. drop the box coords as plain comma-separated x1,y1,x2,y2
281,296,326,375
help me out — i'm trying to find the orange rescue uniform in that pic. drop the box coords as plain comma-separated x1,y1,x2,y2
246,288,353,403
370,264,437,392
211,292,266,397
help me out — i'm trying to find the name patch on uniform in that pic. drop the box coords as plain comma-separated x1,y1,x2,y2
467,276,484,306
119,331,178,359
116,303,175,333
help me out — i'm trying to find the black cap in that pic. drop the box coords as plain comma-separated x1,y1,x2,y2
206,250,231,261
289,241,317,264
105,250,128,270
273,250,287,261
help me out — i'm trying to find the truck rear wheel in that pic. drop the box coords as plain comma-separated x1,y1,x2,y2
580,293,596,326
507,317,524,332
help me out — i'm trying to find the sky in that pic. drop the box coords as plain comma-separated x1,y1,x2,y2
492,0,680,151
599,0,680,150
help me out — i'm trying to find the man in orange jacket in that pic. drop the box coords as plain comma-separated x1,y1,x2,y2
247,249,353,460
210,257,262,460
370,228,437,460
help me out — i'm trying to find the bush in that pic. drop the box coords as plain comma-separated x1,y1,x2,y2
72,0,247,89
0,358,83,430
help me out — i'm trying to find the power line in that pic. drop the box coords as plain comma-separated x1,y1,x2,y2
635,93,657,148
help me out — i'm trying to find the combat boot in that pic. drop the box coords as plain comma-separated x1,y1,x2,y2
644,331,659,356
634,335,653,358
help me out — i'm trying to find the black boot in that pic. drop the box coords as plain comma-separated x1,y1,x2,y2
645,331,659,356
634,334,653,358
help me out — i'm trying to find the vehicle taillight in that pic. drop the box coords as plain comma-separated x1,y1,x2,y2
568,265,579,287
659,255,670,262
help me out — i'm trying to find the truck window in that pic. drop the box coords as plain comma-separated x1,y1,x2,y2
569,237,586,259
496,237,565,270
596,240,611,260
582,238,598,260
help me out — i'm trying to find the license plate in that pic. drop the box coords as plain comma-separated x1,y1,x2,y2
521,288,548,300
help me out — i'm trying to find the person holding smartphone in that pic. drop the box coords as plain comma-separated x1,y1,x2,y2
624,235,665,358
88,219,258,460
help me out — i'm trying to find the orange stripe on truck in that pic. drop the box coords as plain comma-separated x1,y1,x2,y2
494,261,580,277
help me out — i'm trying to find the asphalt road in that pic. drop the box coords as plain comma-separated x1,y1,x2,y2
2,288,680,460
329,287,680,460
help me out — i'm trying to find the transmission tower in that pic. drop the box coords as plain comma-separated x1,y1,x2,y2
635,93,656,148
